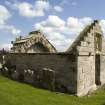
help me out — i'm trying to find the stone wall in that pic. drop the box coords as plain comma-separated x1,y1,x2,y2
3,53,77,94
100,55,105,85
100,37,105,85
0,55,2,63
77,55,96,96
73,21,103,96
74,23,97,96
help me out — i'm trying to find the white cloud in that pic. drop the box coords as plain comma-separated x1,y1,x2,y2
0,43,12,51
5,0,64,18
67,17,81,28
16,1,50,18
0,5,21,36
100,20,105,35
80,17,93,25
39,15,65,27
0,5,11,24
67,17,92,29
18,2,36,17
0,5,21,50
35,1,50,11
54,6,63,12
0,25,21,36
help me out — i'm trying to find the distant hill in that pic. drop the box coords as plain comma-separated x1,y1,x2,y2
0,75,105,105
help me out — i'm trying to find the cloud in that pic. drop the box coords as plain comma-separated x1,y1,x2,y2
0,5,11,24
54,6,63,12
40,15,65,27
0,43,12,51
0,5,21,36
100,20,105,35
5,0,64,18
67,17,92,28
18,2,38,17
34,15,92,51
67,17,81,28
5,0,19,10
15,1,50,18
0,5,21,50
0,25,21,36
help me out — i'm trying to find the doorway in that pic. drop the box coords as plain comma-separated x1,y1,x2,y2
95,55,101,85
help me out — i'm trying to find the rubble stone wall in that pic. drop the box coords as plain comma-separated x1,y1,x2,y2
3,53,77,94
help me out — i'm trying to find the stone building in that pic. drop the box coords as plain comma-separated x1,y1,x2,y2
67,20,105,96
11,30,57,53
1,20,105,96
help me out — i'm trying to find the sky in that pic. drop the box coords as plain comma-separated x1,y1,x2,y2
0,0,105,51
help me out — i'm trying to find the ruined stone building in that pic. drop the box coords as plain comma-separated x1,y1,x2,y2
0,20,105,96
11,30,56,53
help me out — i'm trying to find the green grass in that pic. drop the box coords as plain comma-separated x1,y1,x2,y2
0,75,105,105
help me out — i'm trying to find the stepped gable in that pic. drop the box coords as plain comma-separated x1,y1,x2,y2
11,30,57,53
67,20,103,54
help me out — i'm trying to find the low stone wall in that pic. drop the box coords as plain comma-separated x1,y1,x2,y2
2,53,77,94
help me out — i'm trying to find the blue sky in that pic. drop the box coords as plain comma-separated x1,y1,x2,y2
0,0,105,51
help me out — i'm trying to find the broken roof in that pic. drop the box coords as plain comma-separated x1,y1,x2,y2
12,30,57,53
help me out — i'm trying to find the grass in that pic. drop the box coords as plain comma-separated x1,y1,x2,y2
0,75,105,105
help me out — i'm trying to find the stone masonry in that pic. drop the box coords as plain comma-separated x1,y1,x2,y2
11,30,57,53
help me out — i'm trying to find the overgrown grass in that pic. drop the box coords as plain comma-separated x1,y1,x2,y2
0,75,105,105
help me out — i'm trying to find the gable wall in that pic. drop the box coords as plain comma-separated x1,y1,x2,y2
26,43,49,53
76,31,96,96
73,22,103,96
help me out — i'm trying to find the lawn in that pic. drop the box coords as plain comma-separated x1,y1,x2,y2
0,75,105,105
